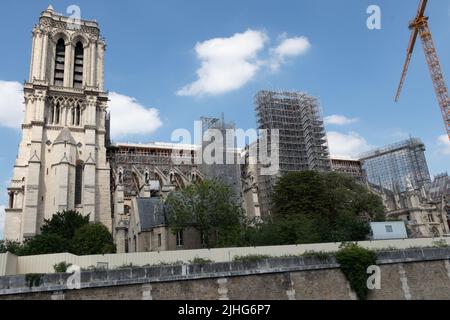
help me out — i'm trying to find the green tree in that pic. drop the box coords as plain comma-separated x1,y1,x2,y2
7,211,115,256
331,213,372,242
271,171,385,244
0,240,24,255
40,210,90,239
165,179,245,248
17,234,70,256
71,223,116,256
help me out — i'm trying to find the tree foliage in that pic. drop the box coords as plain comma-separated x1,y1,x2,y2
165,179,245,248
0,240,23,255
18,234,70,256
2,211,115,256
71,223,116,255
40,210,90,239
239,171,384,247
272,171,385,220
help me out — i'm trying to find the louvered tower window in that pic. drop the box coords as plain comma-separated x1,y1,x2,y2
73,42,84,89
54,39,65,86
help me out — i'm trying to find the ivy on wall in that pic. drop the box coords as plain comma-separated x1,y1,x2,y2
336,243,377,300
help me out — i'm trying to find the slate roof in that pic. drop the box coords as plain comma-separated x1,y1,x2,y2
136,197,167,231
54,127,77,145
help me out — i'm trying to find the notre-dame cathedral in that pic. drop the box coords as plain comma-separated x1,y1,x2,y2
4,6,112,241
5,6,450,253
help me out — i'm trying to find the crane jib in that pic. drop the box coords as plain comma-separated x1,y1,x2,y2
395,0,450,141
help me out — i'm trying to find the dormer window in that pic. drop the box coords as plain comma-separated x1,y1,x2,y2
54,39,65,86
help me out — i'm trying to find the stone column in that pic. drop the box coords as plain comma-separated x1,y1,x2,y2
39,33,49,81
64,43,73,87
97,41,105,91
56,154,71,212
81,43,88,87
83,160,96,222
23,157,41,239
115,223,127,254
31,31,44,81
90,41,97,87
83,97,98,221
23,92,46,239
29,32,37,81
114,185,125,216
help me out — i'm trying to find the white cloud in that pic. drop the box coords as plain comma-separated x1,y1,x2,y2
389,130,410,141
327,131,371,159
437,134,450,155
177,29,268,97
0,205,5,240
0,81,24,129
270,36,311,71
108,92,163,139
324,115,359,126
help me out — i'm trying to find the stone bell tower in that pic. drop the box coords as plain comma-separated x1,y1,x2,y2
4,6,112,241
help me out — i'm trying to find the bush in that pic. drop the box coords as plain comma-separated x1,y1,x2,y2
432,239,448,248
189,257,213,265
71,223,116,256
116,263,135,269
233,254,272,263
25,274,44,288
302,250,333,261
53,262,72,273
0,240,23,255
336,243,377,300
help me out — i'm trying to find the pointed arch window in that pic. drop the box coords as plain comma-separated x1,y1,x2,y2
54,39,65,86
75,161,84,206
55,102,60,124
48,105,55,124
76,105,81,126
71,107,75,126
73,42,84,89
71,104,82,126
8,192,14,209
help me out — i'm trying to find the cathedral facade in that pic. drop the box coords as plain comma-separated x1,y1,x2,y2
4,6,112,241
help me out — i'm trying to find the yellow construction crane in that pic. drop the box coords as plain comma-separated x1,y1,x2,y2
395,0,450,141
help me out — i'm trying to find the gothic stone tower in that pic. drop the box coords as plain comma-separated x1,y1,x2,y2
4,6,112,241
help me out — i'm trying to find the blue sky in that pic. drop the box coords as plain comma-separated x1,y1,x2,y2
1,0,450,238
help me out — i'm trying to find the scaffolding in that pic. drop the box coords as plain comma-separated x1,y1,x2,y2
428,173,449,201
200,115,243,204
108,143,199,197
254,90,332,216
359,138,431,192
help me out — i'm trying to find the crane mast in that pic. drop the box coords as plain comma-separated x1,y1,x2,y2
395,0,450,140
